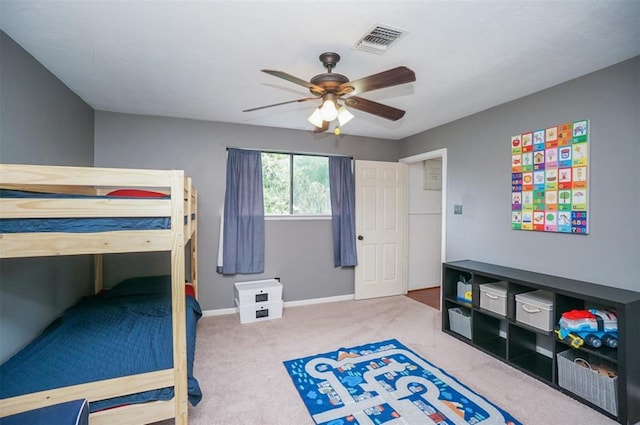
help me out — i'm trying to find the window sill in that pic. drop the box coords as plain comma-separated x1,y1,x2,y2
265,215,331,221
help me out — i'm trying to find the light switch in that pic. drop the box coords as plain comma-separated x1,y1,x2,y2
454,204,463,215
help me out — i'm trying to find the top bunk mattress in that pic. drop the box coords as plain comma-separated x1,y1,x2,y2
0,189,187,233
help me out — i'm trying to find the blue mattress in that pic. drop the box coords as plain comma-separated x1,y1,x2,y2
0,275,202,412
0,189,173,233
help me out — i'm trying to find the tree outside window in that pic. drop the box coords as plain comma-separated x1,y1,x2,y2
262,152,330,216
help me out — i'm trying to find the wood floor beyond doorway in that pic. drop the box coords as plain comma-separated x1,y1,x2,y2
406,287,440,310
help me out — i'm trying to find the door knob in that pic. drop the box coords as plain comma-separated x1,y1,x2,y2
357,235,364,240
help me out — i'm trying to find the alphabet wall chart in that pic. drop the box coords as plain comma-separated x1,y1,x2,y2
511,120,589,234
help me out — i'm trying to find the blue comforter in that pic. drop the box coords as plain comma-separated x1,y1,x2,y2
0,276,202,412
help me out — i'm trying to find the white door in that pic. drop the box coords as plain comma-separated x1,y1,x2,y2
354,160,407,300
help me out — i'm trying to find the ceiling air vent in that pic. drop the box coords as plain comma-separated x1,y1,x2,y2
354,24,407,54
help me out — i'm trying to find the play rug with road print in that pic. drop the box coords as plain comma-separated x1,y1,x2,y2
283,339,521,425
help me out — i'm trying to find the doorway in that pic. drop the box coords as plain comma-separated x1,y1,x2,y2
399,148,447,309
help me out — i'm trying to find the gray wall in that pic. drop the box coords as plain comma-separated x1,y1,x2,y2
0,32,94,165
0,31,95,361
94,112,401,310
401,57,640,291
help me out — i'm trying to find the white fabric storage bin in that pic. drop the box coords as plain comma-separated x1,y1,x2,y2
479,281,509,316
234,279,282,306
235,298,283,324
515,289,554,331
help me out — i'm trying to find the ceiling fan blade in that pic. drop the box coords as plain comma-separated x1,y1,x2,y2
261,70,325,94
337,66,416,96
344,96,406,121
243,97,318,112
313,121,330,133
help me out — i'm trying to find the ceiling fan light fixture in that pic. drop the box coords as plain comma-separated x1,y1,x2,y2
337,106,354,127
319,96,338,121
307,108,324,128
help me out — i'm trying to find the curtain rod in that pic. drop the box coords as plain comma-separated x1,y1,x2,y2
226,147,352,159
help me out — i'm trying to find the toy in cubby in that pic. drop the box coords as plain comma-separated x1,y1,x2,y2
554,309,618,349
456,275,473,303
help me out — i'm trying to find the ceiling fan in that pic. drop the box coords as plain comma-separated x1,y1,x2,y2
243,52,416,134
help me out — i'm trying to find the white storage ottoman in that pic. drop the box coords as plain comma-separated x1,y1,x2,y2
234,278,283,324
234,279,283,306
235,299,283,324
515,289,554,331
479,281,509,316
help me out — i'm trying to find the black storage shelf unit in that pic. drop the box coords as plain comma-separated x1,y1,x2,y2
442,260,640,425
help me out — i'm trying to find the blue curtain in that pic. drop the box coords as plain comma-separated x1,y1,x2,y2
329,156,357,267
217,148,265,274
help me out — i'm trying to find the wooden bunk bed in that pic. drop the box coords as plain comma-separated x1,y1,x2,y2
0,163,199,425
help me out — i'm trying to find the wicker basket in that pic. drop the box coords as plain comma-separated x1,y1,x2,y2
556,350,618,416
448,307,472,339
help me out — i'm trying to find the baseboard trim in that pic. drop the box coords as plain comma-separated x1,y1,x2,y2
201,293,355,317
284,294,355,308
202,307,237,317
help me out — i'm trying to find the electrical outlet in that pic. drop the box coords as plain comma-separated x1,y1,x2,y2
454,204,463,215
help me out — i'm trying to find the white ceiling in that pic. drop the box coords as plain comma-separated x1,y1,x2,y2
2,1,639,140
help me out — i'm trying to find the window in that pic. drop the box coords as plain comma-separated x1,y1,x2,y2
262,152,331,216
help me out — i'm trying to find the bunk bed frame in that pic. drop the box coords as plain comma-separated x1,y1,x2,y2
0,163,198,425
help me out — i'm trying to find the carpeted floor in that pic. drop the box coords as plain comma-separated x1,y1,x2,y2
153,296,618,425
